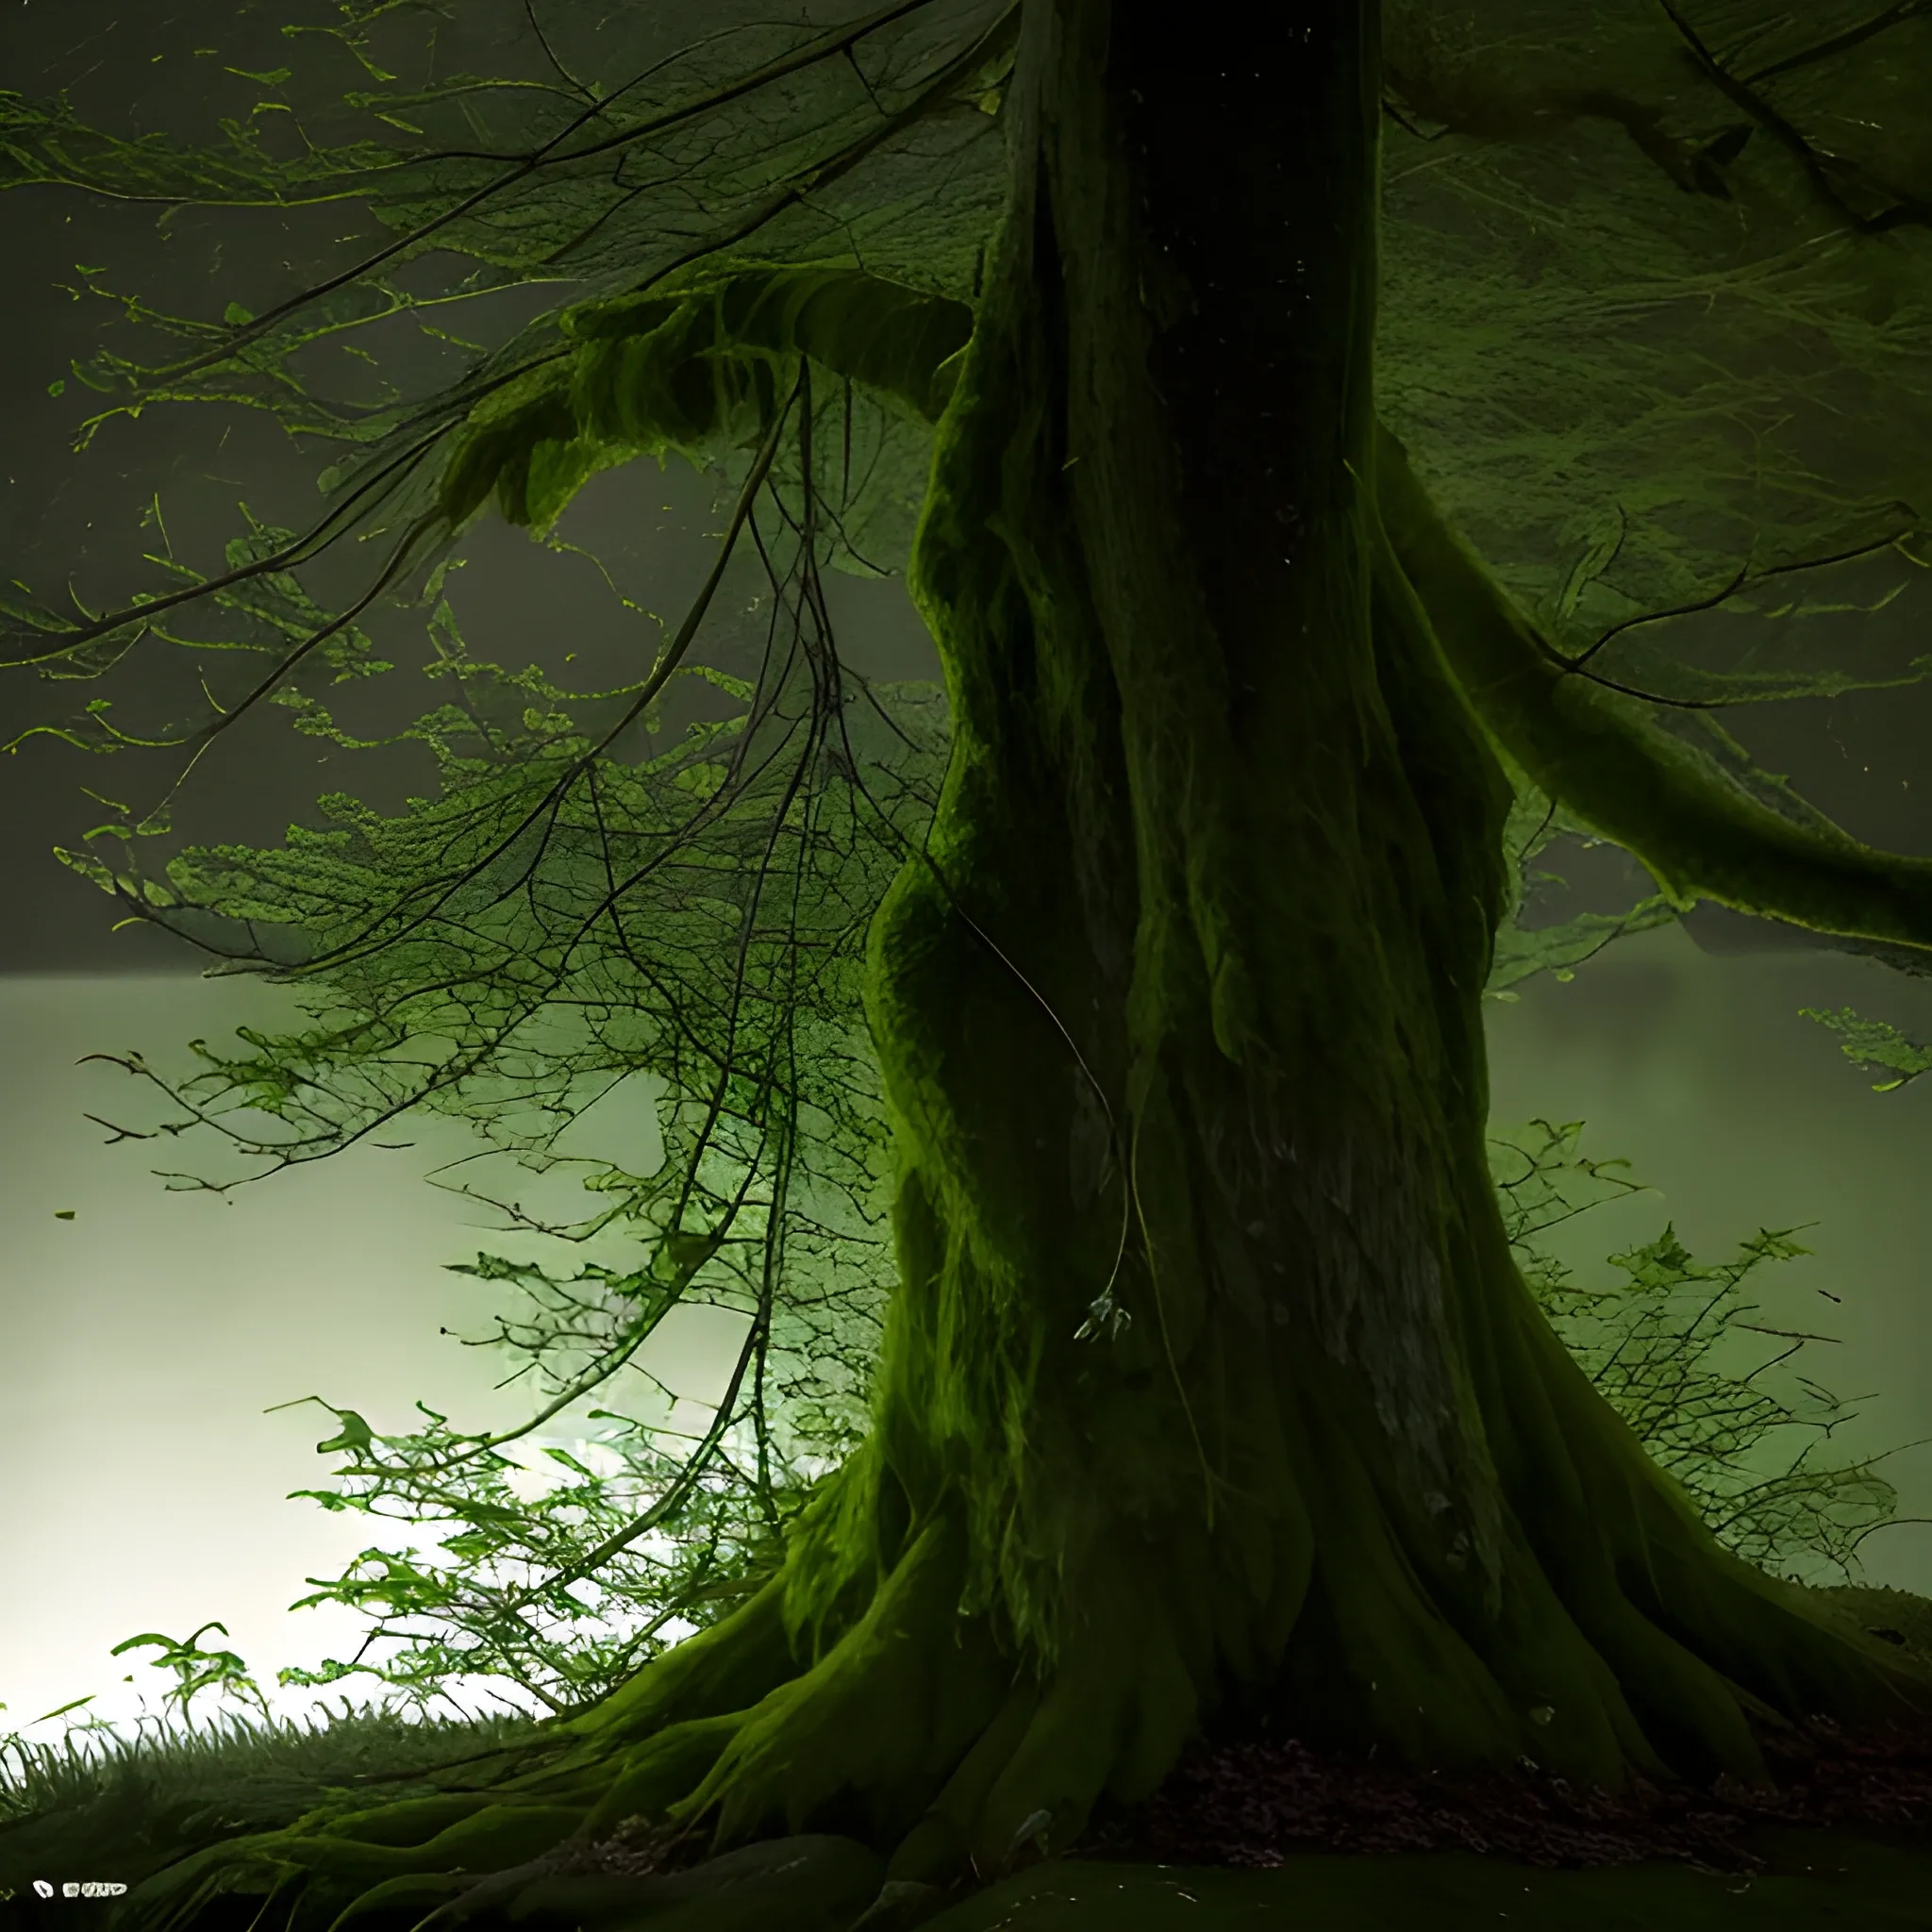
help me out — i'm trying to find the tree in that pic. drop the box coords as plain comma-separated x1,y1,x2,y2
7,0,1932,1925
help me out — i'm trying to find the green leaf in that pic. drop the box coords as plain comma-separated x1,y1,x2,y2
672,762,726,799
313,1407,375,1456
224,301,256,326
1800,1006,1932,1091
31,1695,95,1724
453,1499,526,1525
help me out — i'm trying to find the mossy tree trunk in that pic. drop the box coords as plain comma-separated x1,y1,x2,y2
122,5,1926,1926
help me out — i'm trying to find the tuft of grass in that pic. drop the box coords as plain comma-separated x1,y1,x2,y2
0,1695,553,1899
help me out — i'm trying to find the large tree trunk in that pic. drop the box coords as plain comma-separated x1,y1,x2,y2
119,6,1925,1926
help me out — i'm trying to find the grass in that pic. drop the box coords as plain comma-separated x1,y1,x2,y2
0,1694,554,1904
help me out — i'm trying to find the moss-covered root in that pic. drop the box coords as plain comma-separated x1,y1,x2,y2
106,1791,588,1932
95,1563,796,1929
104,1510,1930,1932
104,1529,1179,1931
567,1507,1214,1887
98,1329,1932,1932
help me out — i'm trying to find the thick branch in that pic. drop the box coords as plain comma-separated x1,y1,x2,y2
570,269,974,426
441,268,972,529
1376,424,1932,958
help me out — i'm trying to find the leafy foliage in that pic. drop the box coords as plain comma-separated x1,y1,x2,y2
2,0,1010,1753
1385,0,1932,1009
1801,1005,1932,1092
1383,0,1932,646
1492,1118,1905,1584
50,493,951,1730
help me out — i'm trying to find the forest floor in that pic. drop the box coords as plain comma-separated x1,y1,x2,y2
4,1582,1932,1929
924,1831,1932,1928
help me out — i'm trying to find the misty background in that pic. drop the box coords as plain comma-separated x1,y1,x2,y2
5,0,1932,1762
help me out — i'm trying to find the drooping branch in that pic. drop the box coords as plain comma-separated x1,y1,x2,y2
1736,0,1932,87
1381,62,1754,203
1376,424,1932,958
1657,0,1932,235
49,0,991,389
